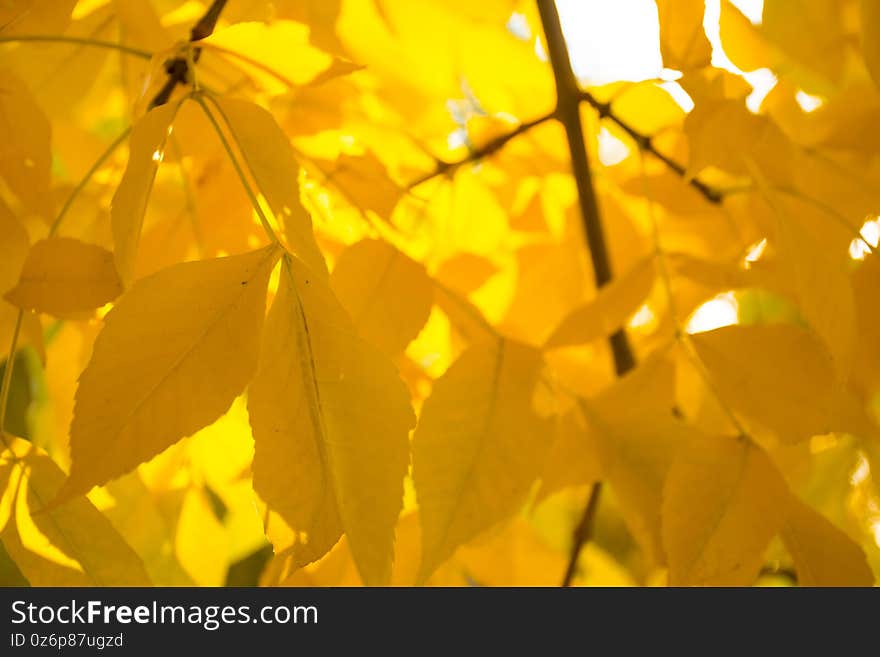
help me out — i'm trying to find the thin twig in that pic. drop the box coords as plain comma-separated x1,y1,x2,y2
536,0,637,588
578,90,722,205
408,111,556,188
406,88,724,207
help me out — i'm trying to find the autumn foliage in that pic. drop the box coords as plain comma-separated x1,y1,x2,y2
1,0,880,587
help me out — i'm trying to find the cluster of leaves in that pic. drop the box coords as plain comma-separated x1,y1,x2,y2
1,0,879,587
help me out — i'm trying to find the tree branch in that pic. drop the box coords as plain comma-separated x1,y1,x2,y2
408,111,555,188
149,0,228,109
536,0,636,587
407,83,723,207
578,90,722,204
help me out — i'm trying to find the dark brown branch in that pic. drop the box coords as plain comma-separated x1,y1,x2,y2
408,111,555,188
536,0,636,588
560,482,602,586
407,87,723,207
578,90,722,205
148,0,228,109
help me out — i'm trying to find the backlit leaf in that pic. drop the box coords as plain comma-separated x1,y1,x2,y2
781,496,873,587
59,246,280,501
248,254,414,585
4,238,122,317
330,238,433,355
0,435,151,586
111,102,179,285
662,436,789,586
413,339,551,581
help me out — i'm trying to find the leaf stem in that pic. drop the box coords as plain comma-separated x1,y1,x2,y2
536,0,636,586
0,35,152,59
49,126,132,237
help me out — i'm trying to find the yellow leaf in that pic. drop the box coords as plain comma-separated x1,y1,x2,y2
662,436,789,586
4,4,113,116
314,152,403,221
4,238,122,318
413,339,551,581
656,0,711,71
863,0,880,89
718,0,775,74
772,197,856,375
0,69,51,215
781,497,874,586
537,404,603,502
58,246,280,501
689,324,835,442
330,239,433,355
0,0,75,34
434,252,497,294
175,487,228,586
0,435,150,586
502,226,592,344
684,99,794,184
274,0,346,56
584,353,696,562
0,206,28,295
762,0,847,91
111,102,179,285
853,254,880,390
202,21,336,93
545,256,656,349
248,254,414,585
209,96,327,278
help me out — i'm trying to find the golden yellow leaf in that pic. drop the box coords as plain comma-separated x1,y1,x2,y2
0,0,75,34
545,255,655,349
584,354,697,562
58,246,280,501
314,151,403,221
0,435,150,586
763,0,846,92
202,21,336,93
863,0,880,88
684,99,793,184
852,253,880,391
330,238,433,356
413,339,551,581
537,404,603,501
662,436,789,586
772,199,856,375
111,102,179,285
656,0,711,71
209,96,327,278
0,69,51,215
175,487,228,586
0,207,28,295
689,324,836,442
781,496,874,586
434,252,498,294
4,238,122,318
248,254,414,585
